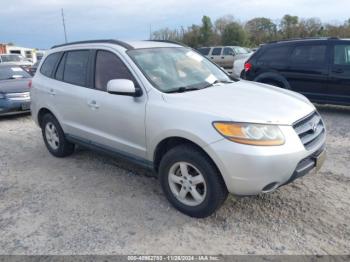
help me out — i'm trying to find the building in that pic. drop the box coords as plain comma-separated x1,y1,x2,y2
0,43,46,63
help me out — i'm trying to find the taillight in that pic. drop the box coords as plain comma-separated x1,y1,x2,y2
244,62,252,72
28,80,32,88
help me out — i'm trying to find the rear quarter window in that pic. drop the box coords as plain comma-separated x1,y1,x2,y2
197,48,210,56
40,52,61,77
257,45,291,65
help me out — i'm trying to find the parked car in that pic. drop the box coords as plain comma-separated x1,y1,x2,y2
242,37,350,105
0,65,31,116
28,61,40,76
31,40,326,218
0,54,33,74
197,46,252,75
232,54,254,78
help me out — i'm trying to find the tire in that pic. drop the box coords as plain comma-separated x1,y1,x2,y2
261,79,285,88
41,113,75,157
159,144,228,218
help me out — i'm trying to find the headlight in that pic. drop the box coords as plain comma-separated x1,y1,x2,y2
213,122,285,146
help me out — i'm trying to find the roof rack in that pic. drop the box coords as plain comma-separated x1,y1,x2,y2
51,39,134,50
147,40,188,47
268,37,339,44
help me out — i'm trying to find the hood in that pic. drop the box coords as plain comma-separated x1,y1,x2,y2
163,80,315,125
0,61,33,66
0,78,31,93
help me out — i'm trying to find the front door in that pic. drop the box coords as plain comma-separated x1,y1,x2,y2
328,43,350,104
85,49,147,159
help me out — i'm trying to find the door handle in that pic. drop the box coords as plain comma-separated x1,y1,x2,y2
221,57,225,59
211,57,214,59
88,100,100,109
49,88,56,96
332,68,344,74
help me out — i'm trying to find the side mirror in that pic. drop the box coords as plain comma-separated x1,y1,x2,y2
107,79,142,97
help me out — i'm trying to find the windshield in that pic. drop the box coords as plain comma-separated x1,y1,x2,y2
128,47,232,93
0,55,24,62
0,66,31,80
233,47,249,55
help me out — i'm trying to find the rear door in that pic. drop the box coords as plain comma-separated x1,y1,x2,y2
285,43,330,101
328,42,350,104
50,49,96,139
209,47,223,67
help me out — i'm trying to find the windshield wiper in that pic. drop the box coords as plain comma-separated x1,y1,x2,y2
201,79,234,89
166,87,201,93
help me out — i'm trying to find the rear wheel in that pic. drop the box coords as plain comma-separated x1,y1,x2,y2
41,113,75,157
159,144,228,218
259,78,288,89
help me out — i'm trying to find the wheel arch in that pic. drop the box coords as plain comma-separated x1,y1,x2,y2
37,107,57,127
152,136,221,177
254,72,291,89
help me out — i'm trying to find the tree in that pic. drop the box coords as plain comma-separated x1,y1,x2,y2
200,15,214,46
280,14,299,39
221,22,247,46
183,25,202,48
151,28,182,41
298,18,323,37
215,15,235,35
245,17,277,45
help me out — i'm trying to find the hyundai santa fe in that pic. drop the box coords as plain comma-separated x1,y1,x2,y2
30,40,326,218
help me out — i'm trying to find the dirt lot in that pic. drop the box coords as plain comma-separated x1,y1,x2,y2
0,105,349,255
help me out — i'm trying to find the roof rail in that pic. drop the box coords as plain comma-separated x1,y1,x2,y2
51,39,134,50
147,40,188,47
268,36,339,44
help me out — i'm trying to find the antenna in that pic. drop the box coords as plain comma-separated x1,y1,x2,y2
61,8,68,43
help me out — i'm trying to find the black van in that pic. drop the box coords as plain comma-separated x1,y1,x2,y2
242,37,350,105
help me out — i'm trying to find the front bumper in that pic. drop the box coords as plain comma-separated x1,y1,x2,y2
0,98,31,116
205,125,326,195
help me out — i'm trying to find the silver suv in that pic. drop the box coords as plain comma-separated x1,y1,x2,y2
31,40,326,218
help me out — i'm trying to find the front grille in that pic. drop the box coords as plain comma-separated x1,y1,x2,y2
6,92,30,101
293,111,325,150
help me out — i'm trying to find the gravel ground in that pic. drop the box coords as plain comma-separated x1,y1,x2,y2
0,105,349,255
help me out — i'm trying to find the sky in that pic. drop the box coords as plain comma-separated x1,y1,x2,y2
0,0,349,49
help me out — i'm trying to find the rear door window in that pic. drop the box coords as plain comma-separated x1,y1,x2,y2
63,50,90,87
223,47,234,56
40,52,61,77
291,45,327,64
55,53,66,81
211,48,222,56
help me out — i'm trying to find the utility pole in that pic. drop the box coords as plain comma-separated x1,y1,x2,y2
61,8,68,43
149,24,152,40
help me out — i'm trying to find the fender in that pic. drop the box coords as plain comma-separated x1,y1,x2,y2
254,72,291,89
147,129,218,162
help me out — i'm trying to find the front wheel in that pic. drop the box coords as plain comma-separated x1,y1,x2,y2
159,145,228,218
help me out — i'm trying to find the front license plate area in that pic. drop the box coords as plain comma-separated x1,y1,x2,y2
21,103,30,111
315,150,326,172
